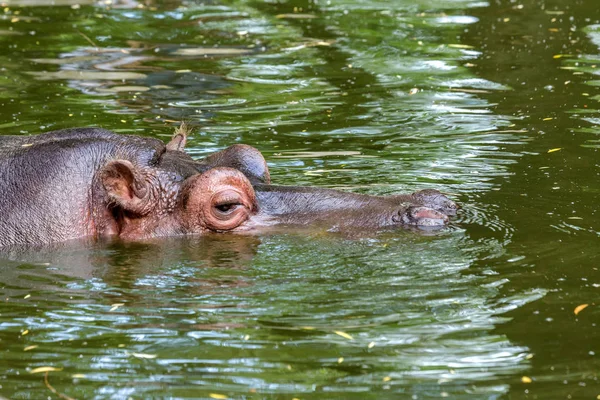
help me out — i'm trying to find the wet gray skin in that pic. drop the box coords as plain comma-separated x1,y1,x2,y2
251,184,456,231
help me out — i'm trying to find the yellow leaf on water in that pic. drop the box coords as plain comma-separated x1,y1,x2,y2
24,345,38,351
334,331,354,340
574,304,589,315
383,376,391,382
131,353,157,359
547,148,562,153
30,366,62,374
24,294,31,299
72,373,87,378
109,303,124,312
368,342,375,348
448,44,474,49
521,376,532,383
338,357,344,364
542,117,553,121
209,394,228,399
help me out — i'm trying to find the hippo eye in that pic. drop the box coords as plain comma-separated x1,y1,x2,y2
215,202,240,214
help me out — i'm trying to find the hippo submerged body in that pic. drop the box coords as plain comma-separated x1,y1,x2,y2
0,127,457,247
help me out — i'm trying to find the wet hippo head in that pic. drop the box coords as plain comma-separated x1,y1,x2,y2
0,126,458,247
96,136,457,238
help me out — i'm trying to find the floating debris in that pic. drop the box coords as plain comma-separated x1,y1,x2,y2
131,353,157,359
30,366,62,374
334,331,353,340
574,304,589,315
109,303,124,312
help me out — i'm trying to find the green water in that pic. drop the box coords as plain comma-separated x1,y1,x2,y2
0,0,599,398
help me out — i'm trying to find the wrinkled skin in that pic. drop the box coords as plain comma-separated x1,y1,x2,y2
0,127,457,247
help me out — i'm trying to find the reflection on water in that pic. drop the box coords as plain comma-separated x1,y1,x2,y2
0,0,599,398
0,231,541,399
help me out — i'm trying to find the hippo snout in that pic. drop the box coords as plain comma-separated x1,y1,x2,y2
411,189,459,216
393,206,449,227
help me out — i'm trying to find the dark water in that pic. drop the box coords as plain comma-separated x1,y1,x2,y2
0,0,598,398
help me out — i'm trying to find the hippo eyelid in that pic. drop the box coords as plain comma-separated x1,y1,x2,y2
213,194,244,214
215,203,241,214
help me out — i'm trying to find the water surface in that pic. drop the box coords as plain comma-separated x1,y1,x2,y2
0,0,599,398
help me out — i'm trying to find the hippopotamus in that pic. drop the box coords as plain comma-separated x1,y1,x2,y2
0,126,457,247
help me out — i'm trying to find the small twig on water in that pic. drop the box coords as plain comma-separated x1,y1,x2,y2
76,30,98,51
44,371,76,400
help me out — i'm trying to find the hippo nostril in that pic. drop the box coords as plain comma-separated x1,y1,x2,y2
394,206,448,227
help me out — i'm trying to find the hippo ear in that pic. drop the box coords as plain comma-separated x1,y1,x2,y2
166,122,190,152
99,160,153,215
196,144,271,184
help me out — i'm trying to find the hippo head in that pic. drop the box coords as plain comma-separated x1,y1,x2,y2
94,138,457,239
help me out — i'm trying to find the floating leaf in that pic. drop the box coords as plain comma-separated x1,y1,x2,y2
334,331,353,340
30,366,62,374
521,376,532,383
72,374,87,378
547,148,562,153
24,345,38,351
131,353,157,359
276,13,317,19
337,357,344,364
209,394,228,399
448,44,474,49
574,304,589,315
368,342,375,348
542,117,554,121
383,376,391,382
109,303,125,312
